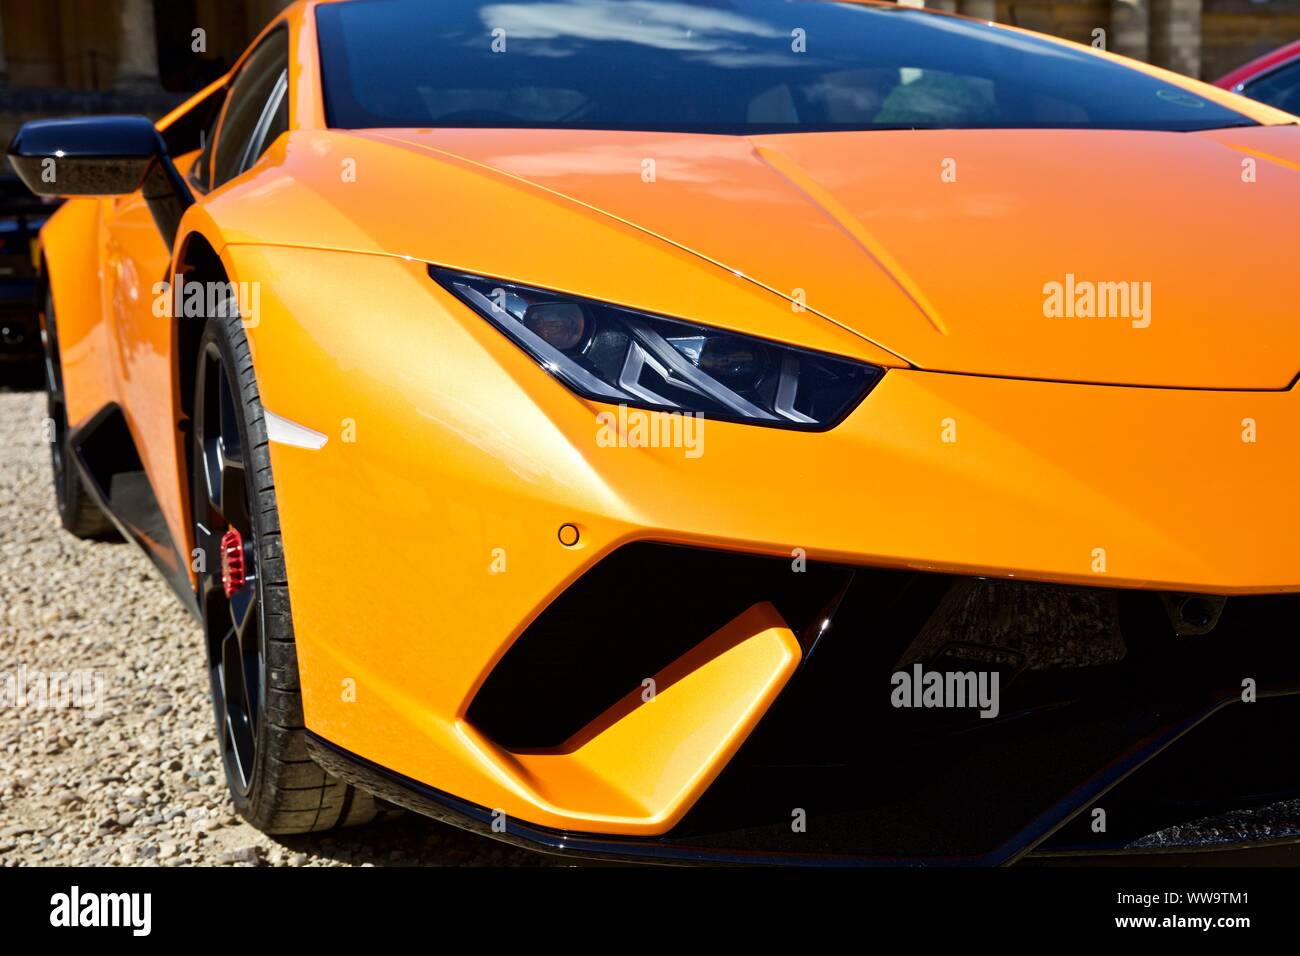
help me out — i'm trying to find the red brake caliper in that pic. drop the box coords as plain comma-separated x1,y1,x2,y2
220,527,246,598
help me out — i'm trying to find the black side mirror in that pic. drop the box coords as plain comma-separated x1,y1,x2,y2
7,115,194,247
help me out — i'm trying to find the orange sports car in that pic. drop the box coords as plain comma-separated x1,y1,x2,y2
11,0,1300,864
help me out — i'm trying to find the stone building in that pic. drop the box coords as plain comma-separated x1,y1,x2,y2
0,0,1295,145
0,0,295,144
967,0,1300,82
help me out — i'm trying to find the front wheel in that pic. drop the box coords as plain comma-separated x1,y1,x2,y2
191,308,393,833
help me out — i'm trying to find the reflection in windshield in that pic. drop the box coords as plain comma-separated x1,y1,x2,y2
315,0,1254,134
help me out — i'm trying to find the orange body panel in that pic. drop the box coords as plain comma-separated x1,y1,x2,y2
41,198,115,425
219,240,1298,833
101,182,190,568
469,603,800,831
34,0,1300,836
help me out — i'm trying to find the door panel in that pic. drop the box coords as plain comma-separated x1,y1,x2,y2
100,152,202,575
42,198,117,427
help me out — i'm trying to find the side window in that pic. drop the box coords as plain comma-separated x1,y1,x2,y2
157,82,225,195
1242,60,1300,116
249,73,290,167
211,28,290,189
190,105,221,192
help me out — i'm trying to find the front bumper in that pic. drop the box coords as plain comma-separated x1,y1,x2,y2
311,546,1300,865
228,244,1300,856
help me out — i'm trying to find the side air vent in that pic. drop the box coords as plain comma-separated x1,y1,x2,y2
467,542,850,750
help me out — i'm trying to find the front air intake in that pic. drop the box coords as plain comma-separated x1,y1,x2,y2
467,542,851,750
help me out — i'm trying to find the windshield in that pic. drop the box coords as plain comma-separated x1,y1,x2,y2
315,0,1254,134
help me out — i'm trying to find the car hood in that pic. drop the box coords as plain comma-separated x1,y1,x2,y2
373,124,1300,389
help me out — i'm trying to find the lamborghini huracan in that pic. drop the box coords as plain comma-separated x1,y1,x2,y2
12,0,1300,864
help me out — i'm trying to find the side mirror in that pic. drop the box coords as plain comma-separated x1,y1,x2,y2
7,115,194,246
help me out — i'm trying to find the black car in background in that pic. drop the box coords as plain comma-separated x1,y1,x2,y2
0,176,59,366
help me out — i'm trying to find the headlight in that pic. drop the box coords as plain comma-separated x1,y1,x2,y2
431,268,883,429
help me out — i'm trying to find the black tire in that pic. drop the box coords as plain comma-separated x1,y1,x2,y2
192,306,396,834
40,288,116,539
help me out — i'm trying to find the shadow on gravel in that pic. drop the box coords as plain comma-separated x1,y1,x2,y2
276,814,562,867
0,360,43,393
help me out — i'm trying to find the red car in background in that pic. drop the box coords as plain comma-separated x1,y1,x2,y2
1215,39,1300,115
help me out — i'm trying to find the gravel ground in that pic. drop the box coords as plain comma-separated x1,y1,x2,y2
0,380,545,866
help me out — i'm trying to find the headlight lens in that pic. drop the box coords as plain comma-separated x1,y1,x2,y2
432,268,883,429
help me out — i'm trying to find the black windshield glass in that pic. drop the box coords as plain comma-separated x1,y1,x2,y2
316,0,1253,134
